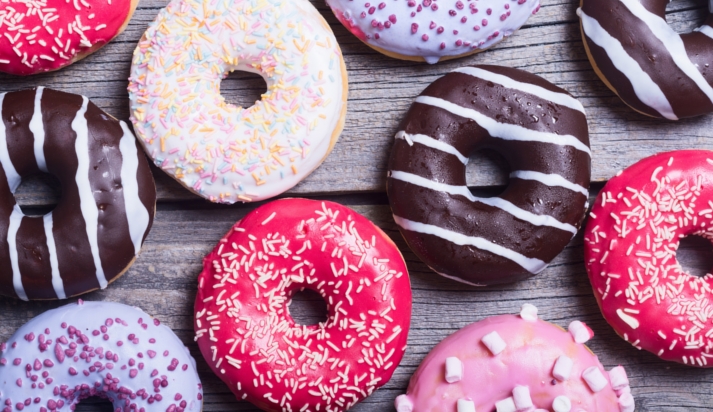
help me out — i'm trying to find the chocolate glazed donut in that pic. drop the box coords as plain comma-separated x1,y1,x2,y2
387,66,591,286
578,0,713,120
0,88,156,300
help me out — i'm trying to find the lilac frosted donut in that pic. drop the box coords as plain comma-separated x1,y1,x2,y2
326,0,541,64
0,300,203,411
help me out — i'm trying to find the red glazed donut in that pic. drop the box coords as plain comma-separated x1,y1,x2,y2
585,150,713,367
0,0,138,75
194,198,412,411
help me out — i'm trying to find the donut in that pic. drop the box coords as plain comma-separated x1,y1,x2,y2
387,65,590,286
394,304,635,412
0,0,138,75
0,300,203,411
584,150,713,367
128,0,348,204
577,0,713,120
194,198,412,411
325,0,540,64
0,88,156,301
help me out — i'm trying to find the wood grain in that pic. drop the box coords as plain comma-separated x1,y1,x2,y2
4,0,713,204
2,0,713,411
4,193,713,411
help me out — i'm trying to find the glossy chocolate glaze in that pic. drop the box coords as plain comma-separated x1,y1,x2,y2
0,88,156,300
387,65,590,285
580,0,713,119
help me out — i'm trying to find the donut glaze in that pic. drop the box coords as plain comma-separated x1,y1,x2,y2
387,65,590,286
194,198,412,411
129,0,348,204
326,0,540,64
0,0,137,75
395,307,633,412
0,88,156,301
0,300,203,411
585,150,713,367
578,0,713,119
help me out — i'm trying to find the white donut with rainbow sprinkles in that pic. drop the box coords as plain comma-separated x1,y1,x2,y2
0,300,203,411
128,0,348,203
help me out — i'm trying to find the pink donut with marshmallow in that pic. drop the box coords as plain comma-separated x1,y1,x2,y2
585,150,713,367
395,305,634,412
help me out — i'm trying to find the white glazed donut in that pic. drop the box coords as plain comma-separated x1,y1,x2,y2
0,300,203,411
326,0,540,64
128,0,348,203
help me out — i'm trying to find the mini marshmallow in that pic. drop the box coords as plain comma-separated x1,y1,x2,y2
552,355,574,381
519,303,538,321
608,365,629,390
481,331,507,355
445,357,463,383
495,397,516,412
616,385,631,397
582,366,608,393
394,394,413,412
618,391,635,412
552,395,572,412
457,398,476,412
512,385,533,411
568,320,593,343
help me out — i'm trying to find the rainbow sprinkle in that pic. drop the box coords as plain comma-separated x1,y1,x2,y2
128,0,346,203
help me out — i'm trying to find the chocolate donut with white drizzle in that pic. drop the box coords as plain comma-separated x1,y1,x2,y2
578,0,713,119
0,88,156,300
387,65,590,286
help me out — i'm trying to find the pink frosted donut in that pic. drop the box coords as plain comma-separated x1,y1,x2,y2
395,305,634,412
325,0,540,64
194,198,412,411
0,300,203,411
584,150,713,367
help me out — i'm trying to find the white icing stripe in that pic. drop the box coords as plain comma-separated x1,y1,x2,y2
73,96,108,289
0,93,21,192
8,205,26,301
415,95,592,156
393,215,547,274
510,170,589,196
390,170,577,234
30,87,47,172
578,10,677,120
119,121,150,255
453,67,586,114
395,131,468,164
695,25,713,40
43,212,65,299
619,0,713,106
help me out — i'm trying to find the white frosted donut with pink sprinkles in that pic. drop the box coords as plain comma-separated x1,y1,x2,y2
326,0,540,64
0,300,203,411
128,0,348,204
585,150,713,367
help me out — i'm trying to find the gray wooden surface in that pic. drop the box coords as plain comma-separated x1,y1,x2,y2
1,0,713,411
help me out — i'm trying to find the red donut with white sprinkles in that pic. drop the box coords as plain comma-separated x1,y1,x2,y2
194,198,412,411
0,0,138,75
585,150,713,367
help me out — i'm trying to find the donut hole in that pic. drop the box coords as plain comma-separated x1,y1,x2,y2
14,173,62,216
287,288,329,326
665,0,708,33
466,149,511,198
219,70,268,110
75,397,113,411
676,234,713,278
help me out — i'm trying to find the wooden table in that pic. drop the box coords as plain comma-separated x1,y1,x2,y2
2,0,713,410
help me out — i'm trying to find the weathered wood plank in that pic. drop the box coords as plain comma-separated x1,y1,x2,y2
2,195,713,411
2,1,713,205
